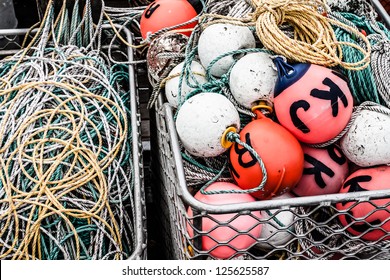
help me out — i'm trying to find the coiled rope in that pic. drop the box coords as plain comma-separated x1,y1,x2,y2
0,0,137,260
200,0,371,70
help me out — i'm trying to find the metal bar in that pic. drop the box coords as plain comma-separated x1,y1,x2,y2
106,23,147,260
371,0,390,28
0,28,32,36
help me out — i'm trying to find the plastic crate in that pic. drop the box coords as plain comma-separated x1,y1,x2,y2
0,24,147,260
151,2,390,260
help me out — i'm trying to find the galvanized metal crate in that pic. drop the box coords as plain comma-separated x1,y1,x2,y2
151,2,390,260
0,24,147,260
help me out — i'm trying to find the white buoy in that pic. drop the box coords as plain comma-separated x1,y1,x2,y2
198,24,256,77
256,193,295,250
229,52,278,109
165,61,207,108
341,108,390,167
176,92,240,157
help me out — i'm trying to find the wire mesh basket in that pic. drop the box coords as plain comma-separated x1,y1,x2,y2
151,1,390,260
153,98,390,260
0,24,147,260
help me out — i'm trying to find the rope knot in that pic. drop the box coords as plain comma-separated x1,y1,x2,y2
372,39,390,54
226,131,239,143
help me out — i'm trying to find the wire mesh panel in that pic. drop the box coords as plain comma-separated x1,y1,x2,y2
0,24,147,260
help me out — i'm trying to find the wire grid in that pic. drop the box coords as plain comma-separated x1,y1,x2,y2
152,98,187,259
153,96,390,260
0,24,147,260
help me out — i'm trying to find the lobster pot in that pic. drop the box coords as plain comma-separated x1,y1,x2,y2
0,25,147,260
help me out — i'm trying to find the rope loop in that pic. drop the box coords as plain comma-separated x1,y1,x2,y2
249,0,370,70
200,131,268,195
251,0,292,25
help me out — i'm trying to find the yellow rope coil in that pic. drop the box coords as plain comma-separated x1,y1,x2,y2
200,0,371,71
252,0,370,70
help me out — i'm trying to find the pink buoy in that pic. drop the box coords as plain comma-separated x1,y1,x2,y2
336,166,390,241
293,145,349,197
187,182,262,259
273,58,353,144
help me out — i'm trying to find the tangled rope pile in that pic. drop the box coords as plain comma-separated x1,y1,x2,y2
0,0,137,260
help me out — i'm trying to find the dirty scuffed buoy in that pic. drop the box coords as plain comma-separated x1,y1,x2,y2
273,58,353,144
340,107,390,167
187,182,262,259
293,145,349,197
256,193,296,250
165,61,207,108
140,0,200,39
176,92,240,157
229,52,278,109
336,166,390,241
229,110,304,200
198,24,256,77
147,33,188,81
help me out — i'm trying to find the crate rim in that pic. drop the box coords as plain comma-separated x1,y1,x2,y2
371,0,390,28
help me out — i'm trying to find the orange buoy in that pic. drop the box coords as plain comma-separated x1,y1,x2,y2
336,166,390,241
273,58,353,144
187,182,262,259
229,111,304,200
140,0,200,39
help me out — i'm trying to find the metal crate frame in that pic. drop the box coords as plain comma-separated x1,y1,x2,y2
373,0,390,26
152,2,390,260
0,24,147,260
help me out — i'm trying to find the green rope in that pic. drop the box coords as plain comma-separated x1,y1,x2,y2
332,12,390,105
175,47,271,121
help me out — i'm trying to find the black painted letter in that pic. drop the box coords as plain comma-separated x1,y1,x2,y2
303,154,335,189
310,78,348,117
290,100,310,133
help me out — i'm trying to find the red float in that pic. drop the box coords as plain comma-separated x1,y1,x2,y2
229,111,304,200
273,58,353,144
187,182,262,259
336,166,390,241
293,145,349,196
140,0,199,39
